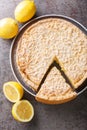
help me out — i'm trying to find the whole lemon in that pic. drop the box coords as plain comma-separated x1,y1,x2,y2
14,0,36,23
0,18,18,39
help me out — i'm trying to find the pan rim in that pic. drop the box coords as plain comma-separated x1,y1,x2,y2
10,14,87,97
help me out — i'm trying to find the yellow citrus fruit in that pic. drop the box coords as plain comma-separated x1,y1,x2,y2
0,18,18,39
14,0,36,23
12,100,34,122
3,81,24,103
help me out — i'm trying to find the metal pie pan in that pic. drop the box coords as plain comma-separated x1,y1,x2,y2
10,14,87,97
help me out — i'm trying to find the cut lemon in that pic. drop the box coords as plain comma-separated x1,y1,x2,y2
3,81,24,103
12,100,34,122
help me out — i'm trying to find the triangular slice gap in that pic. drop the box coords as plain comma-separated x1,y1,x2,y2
36,66,77,104
54,59,75,91
37,58,75,93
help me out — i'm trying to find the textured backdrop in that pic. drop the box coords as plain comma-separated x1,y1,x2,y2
0,0,87,130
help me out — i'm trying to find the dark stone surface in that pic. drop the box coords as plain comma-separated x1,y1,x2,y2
0,0,87,130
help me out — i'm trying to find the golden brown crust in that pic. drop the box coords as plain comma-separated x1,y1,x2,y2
36,92,77,104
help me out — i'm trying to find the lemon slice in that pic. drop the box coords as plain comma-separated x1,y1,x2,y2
12,100,34,122
3,81,24,103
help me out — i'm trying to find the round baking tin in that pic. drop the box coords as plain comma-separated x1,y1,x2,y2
10,14,87,97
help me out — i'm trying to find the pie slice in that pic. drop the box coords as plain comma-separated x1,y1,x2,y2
36,67,77,104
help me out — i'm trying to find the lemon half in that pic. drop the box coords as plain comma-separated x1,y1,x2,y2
15,0,36,23
3,81,24,103
12,100,34,122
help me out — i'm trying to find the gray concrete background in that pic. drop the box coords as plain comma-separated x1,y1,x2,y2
0,0,87,130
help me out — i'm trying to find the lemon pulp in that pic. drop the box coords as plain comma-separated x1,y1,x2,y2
3,81,24,102
12,100,34,122
5,85,18,101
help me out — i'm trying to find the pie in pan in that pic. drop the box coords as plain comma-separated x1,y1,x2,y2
16,17,87,104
